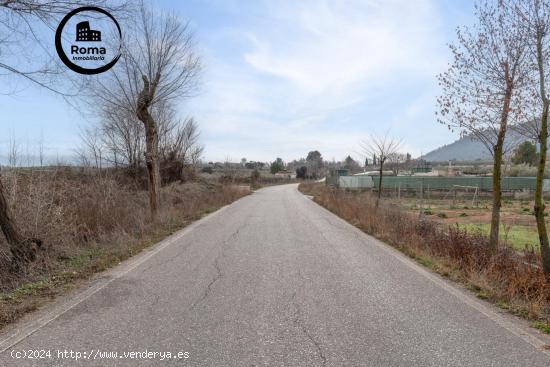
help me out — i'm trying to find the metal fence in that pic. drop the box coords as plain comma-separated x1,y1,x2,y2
339,176,374,189
336,175,550,192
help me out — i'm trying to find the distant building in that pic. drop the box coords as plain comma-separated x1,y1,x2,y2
76,21,101,42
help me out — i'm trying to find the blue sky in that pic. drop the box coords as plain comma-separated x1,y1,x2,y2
0,0,475,164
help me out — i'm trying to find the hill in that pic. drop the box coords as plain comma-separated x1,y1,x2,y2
423,131,527,162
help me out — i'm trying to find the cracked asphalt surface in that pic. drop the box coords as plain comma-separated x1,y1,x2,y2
1,184,549,366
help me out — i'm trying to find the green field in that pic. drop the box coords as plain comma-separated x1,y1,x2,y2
456,223,539,250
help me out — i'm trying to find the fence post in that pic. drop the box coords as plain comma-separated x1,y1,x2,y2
398,182,401,200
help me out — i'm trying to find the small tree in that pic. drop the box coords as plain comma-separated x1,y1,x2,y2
343,155,360,172
270,158,285,174
250,169,261,189
387,153,407,175
306,151,323,179
360,133,401,207
511,141,538,166
437,0,530,251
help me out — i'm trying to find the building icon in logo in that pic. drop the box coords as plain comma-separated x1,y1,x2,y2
76,21,101,41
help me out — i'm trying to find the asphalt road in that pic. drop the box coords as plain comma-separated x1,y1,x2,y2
1,184,549,366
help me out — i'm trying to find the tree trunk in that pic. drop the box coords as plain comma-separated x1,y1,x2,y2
137,74,161,220
0,176,39,262
376,159,384,209
489,70,512,252
534,31,550,282
489,146,503,251
535,101,550,282
378,161,384,200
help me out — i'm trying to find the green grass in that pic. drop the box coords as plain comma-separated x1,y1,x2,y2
64,248,107,268
532,322,550,334
495,299,510,310
415,255,434,269
475,290,491,300
0,280,53,301
456,223,540,250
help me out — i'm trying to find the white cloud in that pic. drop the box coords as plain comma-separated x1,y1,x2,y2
186,0,453,162
243,0,444,94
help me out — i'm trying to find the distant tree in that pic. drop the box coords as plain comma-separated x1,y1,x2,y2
250,169,261,188
296,166,308,179
387,153,407,175
364,157,369,167
306,150,323,178
360,133,401,207
511,141,538,166
437,1,530,251
270,158,285,174
241,158,247,167
343,155,360,172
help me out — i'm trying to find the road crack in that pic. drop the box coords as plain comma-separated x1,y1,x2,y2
189,221,248,310
291,291,327,367
190,255,223,310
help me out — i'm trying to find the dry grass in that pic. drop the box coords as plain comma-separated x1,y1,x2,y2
299,182,550,328
0,167,248,329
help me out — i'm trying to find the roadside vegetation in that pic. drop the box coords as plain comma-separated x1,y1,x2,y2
390,196,546,251
0,167,248,329
299,183,550,331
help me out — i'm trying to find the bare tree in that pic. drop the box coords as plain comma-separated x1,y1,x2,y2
512,0,550,281
0,1,128,263
437,0,530,251
386,152,406,176
360,133,401,207
306,151,323,179
99,106,144,173
88,3,201,219
76,126,106,170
